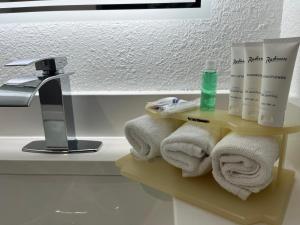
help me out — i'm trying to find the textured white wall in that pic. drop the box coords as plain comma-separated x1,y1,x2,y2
281,0,300,98
0,0,283,92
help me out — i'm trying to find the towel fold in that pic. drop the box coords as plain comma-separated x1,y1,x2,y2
124,115,183,160
211,133,279,200
161,123,220,177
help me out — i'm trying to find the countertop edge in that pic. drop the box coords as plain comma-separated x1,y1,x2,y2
0,137,130,175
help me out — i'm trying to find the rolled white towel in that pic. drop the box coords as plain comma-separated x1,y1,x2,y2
161,123,220,177
211,133,279,200
124,115,183,160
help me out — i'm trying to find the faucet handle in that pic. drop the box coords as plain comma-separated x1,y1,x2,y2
5,57,68,75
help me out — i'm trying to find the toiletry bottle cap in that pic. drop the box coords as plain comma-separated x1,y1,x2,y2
206,60,216,71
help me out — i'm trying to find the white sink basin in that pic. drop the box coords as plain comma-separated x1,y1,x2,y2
0,137,174,225
0,175,173,225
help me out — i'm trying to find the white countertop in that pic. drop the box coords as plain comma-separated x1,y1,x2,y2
0,136,130,175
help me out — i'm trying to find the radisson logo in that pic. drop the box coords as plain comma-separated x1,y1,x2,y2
233,59,244,64
248,56,263,63
266,56,287,63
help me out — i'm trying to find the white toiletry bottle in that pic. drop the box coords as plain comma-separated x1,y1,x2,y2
228,43,244,116
242,42,263,121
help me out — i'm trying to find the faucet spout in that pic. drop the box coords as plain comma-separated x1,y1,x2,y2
0,73,71,107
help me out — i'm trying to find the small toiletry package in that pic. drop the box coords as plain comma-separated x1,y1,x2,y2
146,97,199,116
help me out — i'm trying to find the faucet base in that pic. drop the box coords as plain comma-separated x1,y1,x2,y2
22,140,102,154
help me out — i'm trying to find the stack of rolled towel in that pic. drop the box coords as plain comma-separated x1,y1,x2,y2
161,123,220,177
124,115,279,200
125,115,219,176
124,115,183,160
211,133,279,200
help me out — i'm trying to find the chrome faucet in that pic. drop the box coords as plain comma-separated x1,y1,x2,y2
0,57,102,153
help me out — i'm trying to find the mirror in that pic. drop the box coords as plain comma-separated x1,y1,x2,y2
0,0,211,22
0,0,201,13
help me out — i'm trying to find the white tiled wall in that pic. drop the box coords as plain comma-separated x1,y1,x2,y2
0,0,283,92
281,0,300,98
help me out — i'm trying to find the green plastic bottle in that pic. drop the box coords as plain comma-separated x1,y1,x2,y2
200,60,218,111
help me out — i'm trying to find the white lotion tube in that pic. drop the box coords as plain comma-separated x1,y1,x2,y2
258,37,300,127
228,43,244,116
242,42,263,121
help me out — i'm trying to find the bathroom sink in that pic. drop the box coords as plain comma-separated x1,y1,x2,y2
0,175,173,225
0,137,174,225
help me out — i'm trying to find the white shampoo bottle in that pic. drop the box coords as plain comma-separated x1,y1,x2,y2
242,42,263,121
258,37,300,127
228,43,245,116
